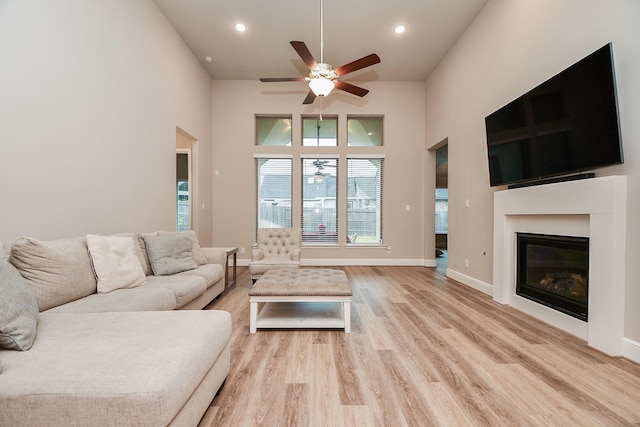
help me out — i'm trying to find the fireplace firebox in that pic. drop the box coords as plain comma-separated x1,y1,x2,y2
517,233,589,321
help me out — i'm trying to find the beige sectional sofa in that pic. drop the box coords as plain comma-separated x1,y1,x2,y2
0,231,232,427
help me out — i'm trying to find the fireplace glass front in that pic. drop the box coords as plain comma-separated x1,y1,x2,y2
517,233,589,321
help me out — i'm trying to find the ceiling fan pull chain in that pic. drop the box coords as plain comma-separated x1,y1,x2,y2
319,0,324,64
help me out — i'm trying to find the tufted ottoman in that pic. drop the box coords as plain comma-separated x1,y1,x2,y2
248,269,352,333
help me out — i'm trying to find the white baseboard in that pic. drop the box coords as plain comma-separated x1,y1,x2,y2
623,338,640,364
238,258,434,267
424,258,437,267
445,268,493,296
301,258,425,266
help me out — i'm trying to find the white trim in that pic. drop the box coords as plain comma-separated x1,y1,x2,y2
238,258,427,267
253,153,294,158
424,259,437,267
446,268,493,296
623,338,640,364
301,258,424,266
300,153,339,159
347,154,386,159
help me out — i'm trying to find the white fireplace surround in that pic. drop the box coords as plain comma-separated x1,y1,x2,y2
493,175,626,356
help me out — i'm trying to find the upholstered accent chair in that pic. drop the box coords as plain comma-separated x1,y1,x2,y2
249,228,301,283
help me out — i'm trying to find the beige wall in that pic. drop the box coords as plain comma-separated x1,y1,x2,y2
0,0,213,245
211,80,427,264
425,0,640,343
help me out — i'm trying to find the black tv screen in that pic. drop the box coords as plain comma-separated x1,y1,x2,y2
485,43,623,187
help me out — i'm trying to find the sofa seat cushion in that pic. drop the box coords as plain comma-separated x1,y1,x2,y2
44,287,176,313
248,257,300,275
144,275,207,309
0,310,232,427
174,264,224,288
9,236,97,311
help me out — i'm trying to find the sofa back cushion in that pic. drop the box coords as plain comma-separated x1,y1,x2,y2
158,230,208,265
144,233,198,275
9,236,97,311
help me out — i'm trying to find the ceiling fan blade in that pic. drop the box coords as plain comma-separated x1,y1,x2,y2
302,90,317,104
260,77,306,82
335,81,369,97
334,54,381,76
290,41,318,70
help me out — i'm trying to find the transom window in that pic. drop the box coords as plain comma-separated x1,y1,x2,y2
347,116,383,146
256,116,292,146
302,116,337,146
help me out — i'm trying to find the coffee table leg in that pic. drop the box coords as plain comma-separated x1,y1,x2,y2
250,300,258,333
343,300,351,333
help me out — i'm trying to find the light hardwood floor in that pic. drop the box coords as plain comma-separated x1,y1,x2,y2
199,266,640,426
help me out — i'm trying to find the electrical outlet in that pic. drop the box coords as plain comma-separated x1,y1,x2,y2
240,247,245,254
465,259,470,268
386,245,392,253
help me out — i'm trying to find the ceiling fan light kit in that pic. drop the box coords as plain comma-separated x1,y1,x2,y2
309,77,335,97
259,0,380,104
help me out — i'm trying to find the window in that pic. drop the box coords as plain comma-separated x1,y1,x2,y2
347,116,383,146
435,188,448,233
302,116,337,146
254,116,385,246
302,157,338,244
256,157,292,229
256,116,292,146
347,157,383,244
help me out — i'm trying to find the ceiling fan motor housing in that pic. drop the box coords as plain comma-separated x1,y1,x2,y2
310,63,338,81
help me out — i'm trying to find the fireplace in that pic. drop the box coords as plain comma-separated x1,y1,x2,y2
517,233,589,321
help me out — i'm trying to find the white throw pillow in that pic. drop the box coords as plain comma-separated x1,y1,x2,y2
86,235,147,293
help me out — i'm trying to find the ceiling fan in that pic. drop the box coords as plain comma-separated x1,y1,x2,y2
259,0,381,104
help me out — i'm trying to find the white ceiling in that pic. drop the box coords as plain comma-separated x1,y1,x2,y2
153,0,489,82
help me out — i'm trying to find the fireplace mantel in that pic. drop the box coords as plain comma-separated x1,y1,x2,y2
492,175,626,356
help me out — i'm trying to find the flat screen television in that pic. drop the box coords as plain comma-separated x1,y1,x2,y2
485,43,623,188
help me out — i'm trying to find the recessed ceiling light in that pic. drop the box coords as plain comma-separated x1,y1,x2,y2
394,25,406,34
204,56,213,63
235,23,246,32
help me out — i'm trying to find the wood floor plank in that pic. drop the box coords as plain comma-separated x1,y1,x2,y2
200,266,640,427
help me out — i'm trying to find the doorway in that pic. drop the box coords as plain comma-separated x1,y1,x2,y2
176,128,197,232
176,149,191,232
435,143,448,275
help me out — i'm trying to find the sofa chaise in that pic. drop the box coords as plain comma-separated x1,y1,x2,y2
0,230,232,426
